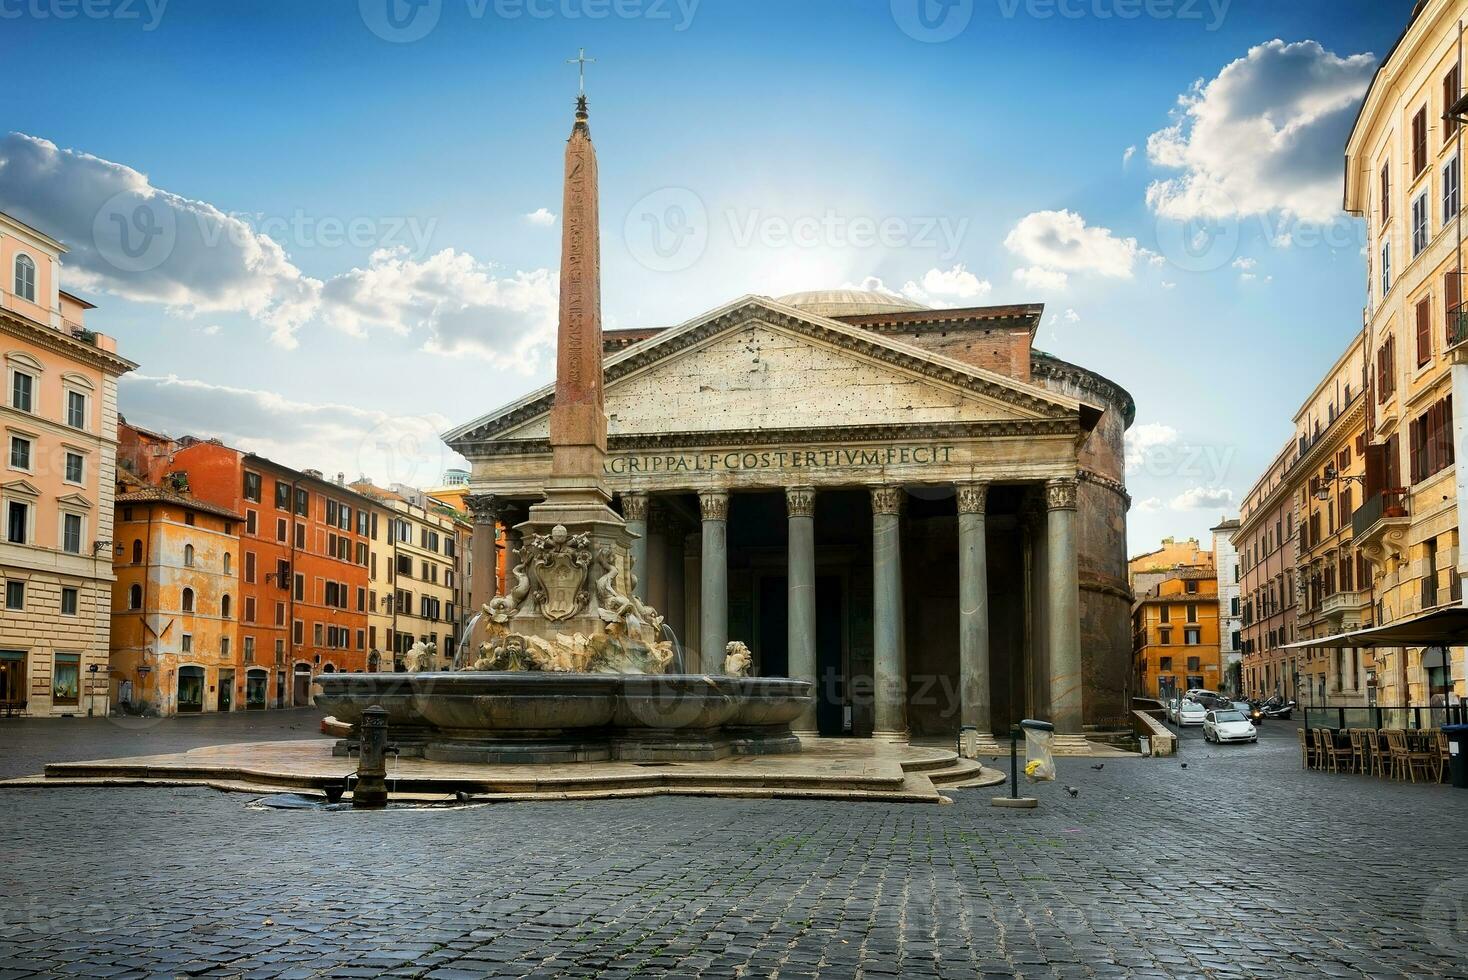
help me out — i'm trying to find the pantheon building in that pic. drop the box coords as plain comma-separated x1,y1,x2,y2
448,289,1134,743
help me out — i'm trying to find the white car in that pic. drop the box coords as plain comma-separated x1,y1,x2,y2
1203,708,1258,744
1177,700,1208,726
1185,688,1221,701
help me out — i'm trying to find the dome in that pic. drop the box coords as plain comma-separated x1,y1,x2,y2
775,289,928,318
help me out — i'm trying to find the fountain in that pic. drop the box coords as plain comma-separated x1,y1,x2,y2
316,84,812,765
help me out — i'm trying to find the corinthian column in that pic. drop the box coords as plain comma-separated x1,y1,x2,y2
786,486,817,734
957,482,991,735
1046,478,1083,735
871,485,907,741
699,490,729,673
464,493,502,657
622,492,648,600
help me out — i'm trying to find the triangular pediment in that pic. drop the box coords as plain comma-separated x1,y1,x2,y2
56,492,92,510
447,296,1081,447
2,479,41,497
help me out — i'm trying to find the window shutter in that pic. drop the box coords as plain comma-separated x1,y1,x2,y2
1418,298,1433,365
1382,163,1391,222
1448,271,1462,344
1449,65,1462,140
1414,109,1428,175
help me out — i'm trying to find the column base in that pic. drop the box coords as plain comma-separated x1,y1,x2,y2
871,729,910,744
1050,734,1099,756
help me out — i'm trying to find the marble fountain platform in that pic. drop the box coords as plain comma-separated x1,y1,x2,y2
1,734,1005,805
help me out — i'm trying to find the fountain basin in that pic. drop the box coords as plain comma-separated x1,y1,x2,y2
315,672,813,764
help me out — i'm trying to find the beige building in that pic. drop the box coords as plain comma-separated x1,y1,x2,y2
1344,0,1468,705
1,211,136,716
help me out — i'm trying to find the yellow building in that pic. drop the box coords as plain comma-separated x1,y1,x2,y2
111,484,242,715
1128,537,1213,602
352,482,462,669
1345,0,1468,705
1,211,136,717
1132,570,1221,699
1288,334,1374,706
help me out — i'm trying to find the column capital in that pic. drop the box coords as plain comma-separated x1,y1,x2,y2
621,491,649,522
786,486,816,518
956,482,989,515
464,492,505,525
699,490,730,521
1045,478,1078,512
870,485,904,516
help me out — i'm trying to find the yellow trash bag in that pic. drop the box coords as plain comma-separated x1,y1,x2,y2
1021,719,1056,782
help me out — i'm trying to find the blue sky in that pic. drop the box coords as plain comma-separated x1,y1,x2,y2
0,0,1415,554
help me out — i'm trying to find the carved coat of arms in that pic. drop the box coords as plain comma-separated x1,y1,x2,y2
528,524,592,622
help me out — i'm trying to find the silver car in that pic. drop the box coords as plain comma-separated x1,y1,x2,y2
1203,708,1258,744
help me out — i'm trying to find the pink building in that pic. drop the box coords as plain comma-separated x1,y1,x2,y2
1,211,136,716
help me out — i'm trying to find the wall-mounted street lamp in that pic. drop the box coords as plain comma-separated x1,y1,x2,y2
1314,462,1365,502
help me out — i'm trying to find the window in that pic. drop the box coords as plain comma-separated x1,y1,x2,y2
5,580,23,610
131,539,142,564
221,637,231,660
1159,628,1172,645
7,500,29,544
65,390,87,430
1382,239,1392,298
294,488,309,517
128,583,142,609
182,587,195,613
243,471,262,503
246,510,257,535
221,595,231,619
1377,336,1396,401
1446,154,1461,222
276,480,291,509
181,633,193,653
184,512,195,527
1187,656,1201,672
244,551,256,583
1409,394,1455,483
9,435,32,471
223,553,231,575
1448,270,1463,344
1412,191,1429,255
1186,603,1198,623
1381,161,1391,222
9,370,33,412
1417,297,1434,366
13,254,35,302
1447,65,1462,141
1185,628,1201,645
244,596,256,623
1413,107,1429,176
52,652,79,705
60,587,78,616
64,452,83,484
183,543,195,567
61,513,82,554
244,636,256,664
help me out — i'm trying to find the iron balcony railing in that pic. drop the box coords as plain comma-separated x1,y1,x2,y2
1450,292,1468,350
1352,489,1409,540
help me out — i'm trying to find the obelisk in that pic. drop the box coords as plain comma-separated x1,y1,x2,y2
547,92,607,492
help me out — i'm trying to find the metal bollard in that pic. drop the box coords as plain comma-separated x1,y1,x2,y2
353,705,391,809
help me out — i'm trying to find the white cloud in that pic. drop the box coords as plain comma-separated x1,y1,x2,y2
525,207,557,226
1145,39,1376,221
1232,257,1256,270
1170,486,1235,510
0,133,323,348
119,373,467,489
1062,308,1080,323
845,265,993,308
1123,145,1137,167
1134,497,1163,513
321,248,558,373
1125,422,1179,469
1013,266,1069,291
1004,210,1142,287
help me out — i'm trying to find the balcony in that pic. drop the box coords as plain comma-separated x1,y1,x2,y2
1321,588,1372,627
1450,296,1468,353
1352,490,1411,564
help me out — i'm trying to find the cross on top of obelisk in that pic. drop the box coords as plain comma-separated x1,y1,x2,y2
567,48,595,95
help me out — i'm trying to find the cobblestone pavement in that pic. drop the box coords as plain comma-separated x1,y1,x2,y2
1,713,1465,979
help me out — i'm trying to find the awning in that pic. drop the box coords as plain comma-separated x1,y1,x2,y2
1281,606,1468,650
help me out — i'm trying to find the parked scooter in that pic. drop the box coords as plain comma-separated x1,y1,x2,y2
1255,695,1296,720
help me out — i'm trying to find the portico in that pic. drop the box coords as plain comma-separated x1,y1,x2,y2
448,290,1133,741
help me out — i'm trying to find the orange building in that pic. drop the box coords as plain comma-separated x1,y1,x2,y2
1132,569,1223,698
115,423,375,706
111,482,242,715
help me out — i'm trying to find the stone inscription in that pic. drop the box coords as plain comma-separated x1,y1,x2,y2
605,444,957,475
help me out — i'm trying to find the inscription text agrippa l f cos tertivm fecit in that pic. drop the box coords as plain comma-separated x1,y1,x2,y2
604,445,957,475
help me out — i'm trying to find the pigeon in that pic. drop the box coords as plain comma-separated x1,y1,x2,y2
1090,763,1105,770
1063,785,1079,798
1180,762,1188,769
455,791,473,803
